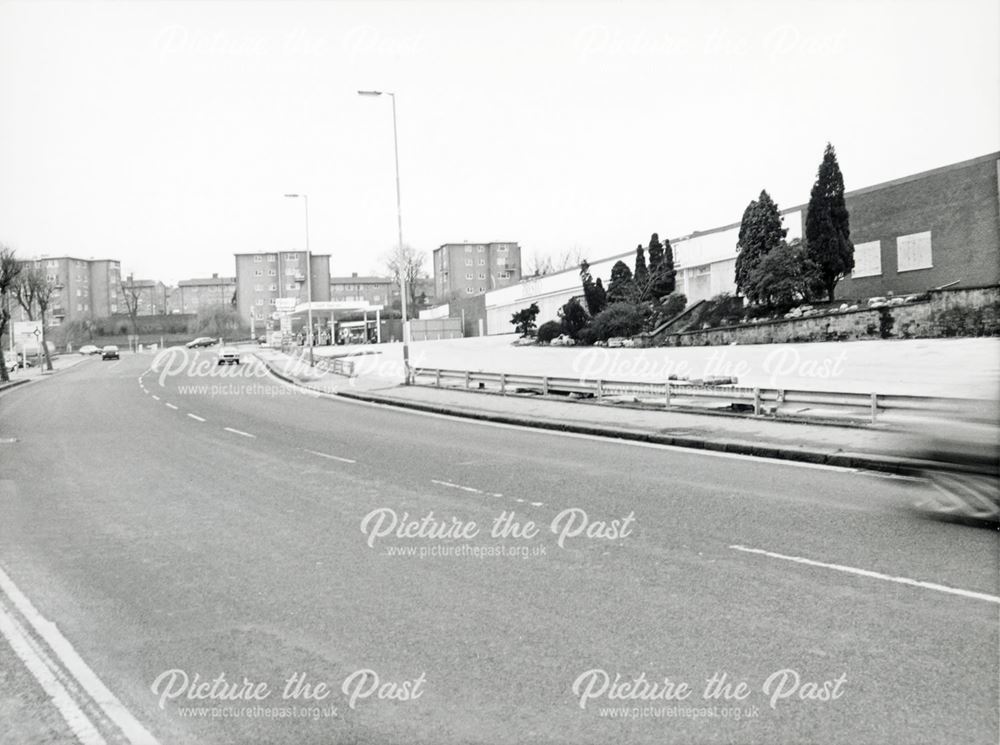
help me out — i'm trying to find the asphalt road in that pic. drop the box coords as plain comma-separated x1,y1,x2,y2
0,350,996,745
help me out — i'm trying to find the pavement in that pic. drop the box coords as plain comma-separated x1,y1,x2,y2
253,347,967,475
0,348,996,745
0,353,89,392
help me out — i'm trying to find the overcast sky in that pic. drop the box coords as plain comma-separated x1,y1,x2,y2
1,0,997,284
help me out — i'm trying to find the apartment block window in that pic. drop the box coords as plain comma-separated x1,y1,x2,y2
254,255,262,263
464,246,472,253
286,267,296,276
477,246,484,253
465,259,473,266
465,287,474,294
110,304,117,313
270,284,277,291
373,294,381,301
287,255,298,262
287,283,297,290
47,260,58,268
465,273,473,280
269,298,276,306
479,259,485,266
76,289,81,297
267,255,276,262
496,256,506,266
896,231,932,272
255,299,264,305
851,241,882,278
478,273,486,280
500,271,512,279
255,284,263,291
497,246,508,253
479,287,486,293
268,269,276,276
77,303,82,311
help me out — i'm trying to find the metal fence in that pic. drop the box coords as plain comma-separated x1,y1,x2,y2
409,367,987,424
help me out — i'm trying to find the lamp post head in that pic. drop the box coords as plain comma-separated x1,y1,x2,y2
357,90,383,97
284,193,300,198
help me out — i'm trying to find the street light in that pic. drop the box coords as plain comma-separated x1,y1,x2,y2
358,89,410,384
284,193,314,366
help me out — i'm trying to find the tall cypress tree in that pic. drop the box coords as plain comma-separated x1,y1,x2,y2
806,143,854,300
593,278,607,314
735,189,786,303
634,244,648,298
657,235,676,298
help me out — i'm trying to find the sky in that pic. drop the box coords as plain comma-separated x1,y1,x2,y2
0,0,997,285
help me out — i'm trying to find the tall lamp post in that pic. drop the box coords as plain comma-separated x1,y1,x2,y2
284,193,314,366
358,89,410,384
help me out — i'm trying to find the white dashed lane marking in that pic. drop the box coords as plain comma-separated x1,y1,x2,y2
303,449,356,464
188,413,206,422
165,403,178,410
151,395,160,401
223,427,255,438
431,479,544,507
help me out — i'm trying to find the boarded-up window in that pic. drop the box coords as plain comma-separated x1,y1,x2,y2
852,240,882,278
896,231,932,272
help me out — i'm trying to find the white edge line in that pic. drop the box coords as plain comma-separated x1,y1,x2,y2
223,427,255,438
187,413,206,422
0,604,106,745
730,544,1000,605
303,449,356,464
150,395,159,401
0,567,160,744
257,362,856,473
164,403,178,410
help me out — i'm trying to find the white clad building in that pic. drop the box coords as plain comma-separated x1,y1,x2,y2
483,210,803,333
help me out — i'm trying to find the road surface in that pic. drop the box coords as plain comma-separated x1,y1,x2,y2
0,351,996,744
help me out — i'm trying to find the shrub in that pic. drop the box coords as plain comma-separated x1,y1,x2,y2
559,297,590,339
536,320,563,344
590,303,647,342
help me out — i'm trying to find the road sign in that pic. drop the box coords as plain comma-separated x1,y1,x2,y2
275,297,298,313
13,321,42,352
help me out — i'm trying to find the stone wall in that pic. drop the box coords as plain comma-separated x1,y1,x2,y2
651,285,1000,347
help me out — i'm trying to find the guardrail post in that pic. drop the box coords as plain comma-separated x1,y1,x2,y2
870,393,878,423
435,369,441,388
500,372,506,395
542,376,549,395
665,381,671,408
596,379,603,399
465,371,471,389
753,387,762,416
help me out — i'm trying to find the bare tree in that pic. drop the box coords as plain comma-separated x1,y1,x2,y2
120,275,142,340
14,265,55,371
526,246,584,277
383,245,427,320
0,245,23,383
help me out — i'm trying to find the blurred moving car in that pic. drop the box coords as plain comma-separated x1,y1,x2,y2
79,344,101,355
101,345,120,360
186,337,216,348
217,347,240,365
902,409,1000,524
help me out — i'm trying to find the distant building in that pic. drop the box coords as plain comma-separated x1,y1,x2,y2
172,274,236,314
330,274,395,305
123,279,168,316
12,256,121,326
433,242,522,300
234,251,331,324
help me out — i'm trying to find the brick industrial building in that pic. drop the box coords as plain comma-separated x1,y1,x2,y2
481,152,1000,333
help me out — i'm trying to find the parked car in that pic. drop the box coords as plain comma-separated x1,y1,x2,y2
101,345,120,360
79,344,101,355
186,337,216,348
217,347,240,365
